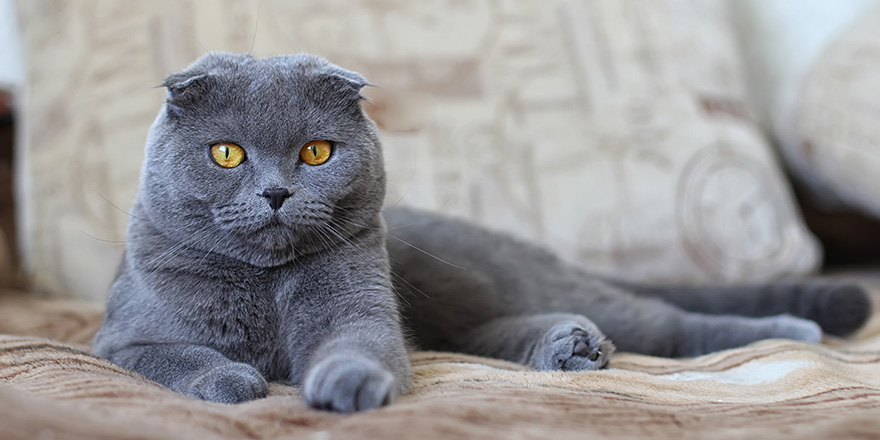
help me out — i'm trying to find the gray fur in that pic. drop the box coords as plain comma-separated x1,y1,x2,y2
385,208,844,359
94,53,871,413
94,53,407,412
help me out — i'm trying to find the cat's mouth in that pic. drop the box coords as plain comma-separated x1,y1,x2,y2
211,201,340,257
250,215,336,255
249,217,298,250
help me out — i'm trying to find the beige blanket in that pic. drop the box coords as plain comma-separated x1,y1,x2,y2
2,290,880,440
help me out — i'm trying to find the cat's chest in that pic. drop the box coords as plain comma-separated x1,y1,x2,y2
174,265,312,338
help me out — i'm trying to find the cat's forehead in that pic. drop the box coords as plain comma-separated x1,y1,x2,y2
161,53,370,147
176,52,366,101
201,54,318,83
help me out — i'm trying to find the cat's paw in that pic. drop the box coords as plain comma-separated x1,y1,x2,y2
528,319,615,371
764,315,823,343
809,281,872,337
303,354,397,413
184,362,269,404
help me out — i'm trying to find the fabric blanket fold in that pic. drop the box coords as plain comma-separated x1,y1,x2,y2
2,289,880,439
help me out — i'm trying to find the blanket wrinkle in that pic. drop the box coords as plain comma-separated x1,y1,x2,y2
2,288,880,439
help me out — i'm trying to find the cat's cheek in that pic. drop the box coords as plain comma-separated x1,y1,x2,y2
194,166,252,204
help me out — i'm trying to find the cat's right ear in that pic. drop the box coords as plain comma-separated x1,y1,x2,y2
161,72,215,116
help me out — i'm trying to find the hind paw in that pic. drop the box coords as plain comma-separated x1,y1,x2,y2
812,282,872,337
765,315,822,343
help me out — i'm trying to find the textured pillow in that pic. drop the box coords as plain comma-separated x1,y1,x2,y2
15,0,820,300
775,5,880,217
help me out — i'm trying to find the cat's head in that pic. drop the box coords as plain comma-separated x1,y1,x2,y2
138,53,385,267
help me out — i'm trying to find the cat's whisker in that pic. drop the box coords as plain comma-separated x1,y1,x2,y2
331,211,467,271
304,229,328,257
183,29,211,56
95,191,141,220
307,224,341,256
312,224,414,309
80,217,211,245
248,0,263,55
144,228,219,274
78,229,128,244
330,207,382,231
197,233,228,266
324,220,428,301
333,204,421,232
142,241,190,274
386,235,467,271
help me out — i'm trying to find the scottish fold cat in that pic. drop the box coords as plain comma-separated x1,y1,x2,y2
93,53,871,413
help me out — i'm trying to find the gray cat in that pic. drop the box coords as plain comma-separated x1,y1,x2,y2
92,53,871,413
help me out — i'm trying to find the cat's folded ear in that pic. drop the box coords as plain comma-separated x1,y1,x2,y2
162,71,217,115
321,66,372,102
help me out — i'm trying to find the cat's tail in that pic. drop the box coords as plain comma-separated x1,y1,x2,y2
607,279,873,337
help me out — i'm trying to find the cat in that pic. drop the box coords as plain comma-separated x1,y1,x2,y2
92,52,872,413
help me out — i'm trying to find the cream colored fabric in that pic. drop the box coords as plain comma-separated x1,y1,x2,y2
16,0,819,300
1,291,880,440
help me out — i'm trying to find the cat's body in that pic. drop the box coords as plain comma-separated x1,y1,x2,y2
387,208,867,359
93,53,872,413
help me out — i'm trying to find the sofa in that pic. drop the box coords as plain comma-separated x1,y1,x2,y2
4,1,880,438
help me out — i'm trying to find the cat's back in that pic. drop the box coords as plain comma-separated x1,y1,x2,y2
383,207,607,312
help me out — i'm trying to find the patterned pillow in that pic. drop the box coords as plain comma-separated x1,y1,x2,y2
15,0,819,300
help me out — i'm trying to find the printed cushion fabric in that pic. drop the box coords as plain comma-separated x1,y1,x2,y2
1,289,880,440
15,0,819,301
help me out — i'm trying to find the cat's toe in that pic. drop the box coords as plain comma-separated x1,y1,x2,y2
303,354,397,413
563,330,615,371
530,321,615,371
185,362,269,404
767,315,822,343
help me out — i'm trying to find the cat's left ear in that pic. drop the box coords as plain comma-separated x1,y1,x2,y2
323,66,372,102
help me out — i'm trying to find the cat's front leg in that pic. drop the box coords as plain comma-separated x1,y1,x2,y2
302,332,406,412
297,318,411,413
107,343,269,404
282,243,411,412
460,313,615,371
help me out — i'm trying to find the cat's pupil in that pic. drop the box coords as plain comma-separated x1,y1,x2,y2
223,146,230,159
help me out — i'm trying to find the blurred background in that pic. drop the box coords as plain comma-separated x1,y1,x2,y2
3,0,880,301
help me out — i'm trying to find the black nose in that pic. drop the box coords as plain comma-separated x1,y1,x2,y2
260,188,291,211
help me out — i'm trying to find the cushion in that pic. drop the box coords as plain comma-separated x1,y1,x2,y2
778,5,880,216
15,0,819,300
735,1,880,216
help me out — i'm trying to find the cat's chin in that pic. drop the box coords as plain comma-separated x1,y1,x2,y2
239,247,297,268
224,234,298,267
247,222,298,251
227,222,325,267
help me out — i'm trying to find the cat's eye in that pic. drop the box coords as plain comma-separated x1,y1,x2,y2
299,140,332,166
211,142,246,168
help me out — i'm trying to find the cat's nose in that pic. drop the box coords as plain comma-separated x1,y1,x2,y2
260,188,291,211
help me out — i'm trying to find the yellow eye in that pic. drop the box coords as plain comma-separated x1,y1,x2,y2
300,140,332,166
210,143,246,168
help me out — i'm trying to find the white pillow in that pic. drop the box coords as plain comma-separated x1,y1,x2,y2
734,0,880,213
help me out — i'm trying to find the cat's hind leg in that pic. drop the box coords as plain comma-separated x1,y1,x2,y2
675,313,822,357
567,291,823,357
612,279,872,337
107,343,269,404
457,313,615,371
